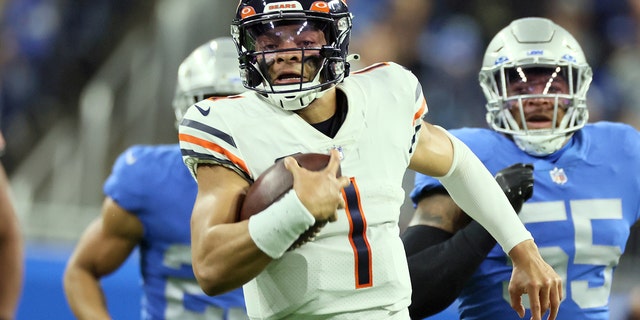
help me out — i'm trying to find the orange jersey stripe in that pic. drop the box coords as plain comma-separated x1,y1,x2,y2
413,98,427,126
352,62,390,75
206,95,245,102
179,133,250,174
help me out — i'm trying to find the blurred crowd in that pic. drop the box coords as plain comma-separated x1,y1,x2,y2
0,0,153,173
348,0,640,130
1,0,640,175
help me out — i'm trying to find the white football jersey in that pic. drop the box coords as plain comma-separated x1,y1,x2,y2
179,62,428,320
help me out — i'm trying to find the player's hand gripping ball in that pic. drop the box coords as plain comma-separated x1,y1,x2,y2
238,153,342,250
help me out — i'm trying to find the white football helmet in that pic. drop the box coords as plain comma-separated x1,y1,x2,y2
479,17,593,156
172,37,245,125
231,0,353,111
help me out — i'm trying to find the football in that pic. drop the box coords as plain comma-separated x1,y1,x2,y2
238,152,342,249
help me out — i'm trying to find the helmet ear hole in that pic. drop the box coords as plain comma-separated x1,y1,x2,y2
242,65,263,88
238,52,264,88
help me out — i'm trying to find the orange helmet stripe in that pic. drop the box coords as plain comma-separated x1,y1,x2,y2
240,6,256,19
310,1,330,13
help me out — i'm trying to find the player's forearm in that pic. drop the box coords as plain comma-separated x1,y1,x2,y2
402,222,497,318
191,212,271,296
63,267,111,320
0,237,22,319
437,130,532,253
0,170,22,318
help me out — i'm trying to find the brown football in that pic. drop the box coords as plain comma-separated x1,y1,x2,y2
238,153,342,250
238,152,342,220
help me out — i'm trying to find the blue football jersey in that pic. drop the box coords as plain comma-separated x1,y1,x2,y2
411,122,640,320
104,144,246,320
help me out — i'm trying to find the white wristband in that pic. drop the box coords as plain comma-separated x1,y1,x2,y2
435,126,533,253
248,189,316,259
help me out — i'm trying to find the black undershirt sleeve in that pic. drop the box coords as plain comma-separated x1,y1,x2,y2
402,221,498,319
403,164,533,318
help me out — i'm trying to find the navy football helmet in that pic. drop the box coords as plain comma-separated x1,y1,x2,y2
232,0,352,110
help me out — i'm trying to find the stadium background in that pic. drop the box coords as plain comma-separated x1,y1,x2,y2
1,0,639,319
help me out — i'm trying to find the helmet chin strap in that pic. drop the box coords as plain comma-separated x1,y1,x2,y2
266,84,326,110
261,61,330,111
513,133,572,156
504,101,576,156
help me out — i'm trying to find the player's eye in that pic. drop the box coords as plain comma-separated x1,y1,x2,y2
546,84,566,94
298,40,316,48
508,84,530,95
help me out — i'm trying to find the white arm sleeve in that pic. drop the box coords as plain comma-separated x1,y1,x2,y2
435,127,532,253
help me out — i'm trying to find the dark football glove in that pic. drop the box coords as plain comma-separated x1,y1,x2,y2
494,163,534,213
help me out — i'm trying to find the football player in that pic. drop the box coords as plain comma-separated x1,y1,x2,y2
63,37,248,320
179,2,562,320
405,17,640,319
